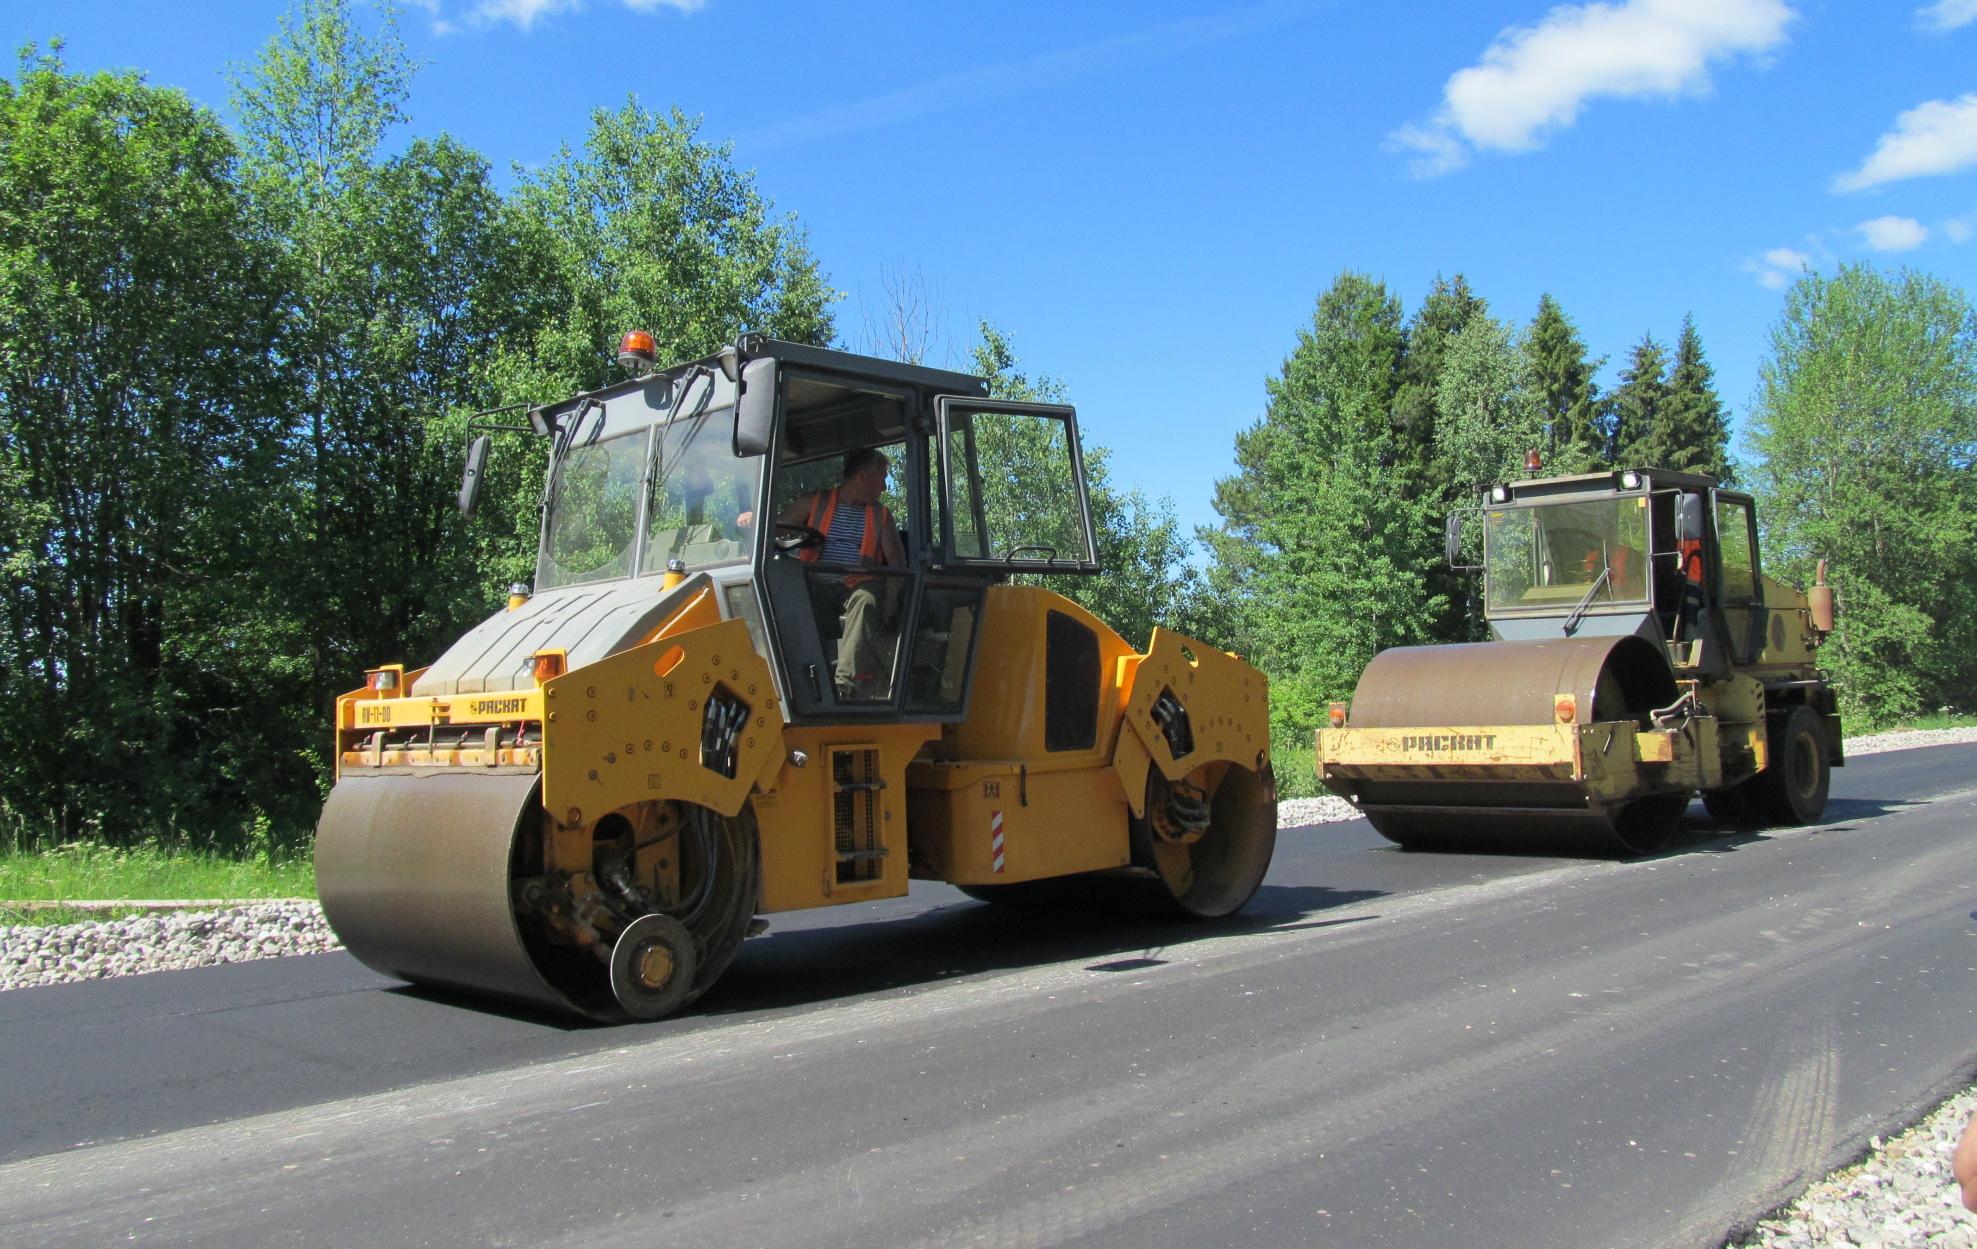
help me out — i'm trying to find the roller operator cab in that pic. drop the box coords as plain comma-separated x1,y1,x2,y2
316,337,1277,1021
1316,466,1841,856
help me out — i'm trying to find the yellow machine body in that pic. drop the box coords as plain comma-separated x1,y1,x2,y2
317,339,1276,1021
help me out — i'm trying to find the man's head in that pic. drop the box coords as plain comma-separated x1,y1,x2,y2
840,448,890,504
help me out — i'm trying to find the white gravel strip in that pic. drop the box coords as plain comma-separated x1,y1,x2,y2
1276,793,1362,828
1729,1087,1977,1248
1834,725,1977,758
0,900,339,992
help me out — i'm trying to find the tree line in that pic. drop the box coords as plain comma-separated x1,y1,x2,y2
3,1,1971,847
1,4,831,850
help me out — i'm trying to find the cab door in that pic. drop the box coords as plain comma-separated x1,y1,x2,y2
1711,490,1766,664
932,399,1099,573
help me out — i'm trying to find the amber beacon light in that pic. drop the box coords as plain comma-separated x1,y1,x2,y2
616,329,657,376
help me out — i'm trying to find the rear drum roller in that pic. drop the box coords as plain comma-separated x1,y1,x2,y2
1133,764,1278,918
1750,704,1830,826
1701,783,1762,830
1608,792,1686,856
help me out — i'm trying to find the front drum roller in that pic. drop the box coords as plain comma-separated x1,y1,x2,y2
317,771,759,1022
316,771,580,1016
1345,634,1684,858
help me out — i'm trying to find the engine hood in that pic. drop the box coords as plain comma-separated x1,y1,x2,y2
418,575,707,695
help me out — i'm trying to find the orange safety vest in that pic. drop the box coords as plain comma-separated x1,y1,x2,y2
1678,538,1705,585
799,488,888,572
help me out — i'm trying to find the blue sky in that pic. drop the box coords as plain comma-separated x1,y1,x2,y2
9,0,1977,541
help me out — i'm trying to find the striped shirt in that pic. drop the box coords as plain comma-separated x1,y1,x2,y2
820,501,867,564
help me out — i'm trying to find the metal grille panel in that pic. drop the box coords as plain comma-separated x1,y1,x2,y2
831,748,882,884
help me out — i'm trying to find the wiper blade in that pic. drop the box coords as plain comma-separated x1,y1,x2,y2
1563,564,1612,635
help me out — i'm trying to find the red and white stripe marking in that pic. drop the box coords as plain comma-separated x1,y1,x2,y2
990,810,1005,874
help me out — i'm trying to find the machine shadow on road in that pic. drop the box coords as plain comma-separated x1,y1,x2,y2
1658,795,1923,858
369,882,1388,1030
693,883,1389,1019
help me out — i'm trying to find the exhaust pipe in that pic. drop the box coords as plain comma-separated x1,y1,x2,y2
1808,559,1835,634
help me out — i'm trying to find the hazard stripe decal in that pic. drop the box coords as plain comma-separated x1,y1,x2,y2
990,809,1005,874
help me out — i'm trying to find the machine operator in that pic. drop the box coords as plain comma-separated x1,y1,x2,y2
746,448,904,700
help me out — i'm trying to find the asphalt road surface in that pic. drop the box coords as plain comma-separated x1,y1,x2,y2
2,745,1973,1248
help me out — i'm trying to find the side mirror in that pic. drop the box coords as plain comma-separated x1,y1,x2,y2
733,356,777,457
1675,493,1705,543
1444,508,1481,570
458,434,490,517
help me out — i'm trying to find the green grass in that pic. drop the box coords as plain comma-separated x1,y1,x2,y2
1877,711,1977,733
0,843,314,927
1271,736,1321,799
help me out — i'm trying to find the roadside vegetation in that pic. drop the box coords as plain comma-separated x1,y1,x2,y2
1882,711,1977,732
0,845,316,927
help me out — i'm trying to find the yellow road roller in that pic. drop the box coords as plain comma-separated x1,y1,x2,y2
1316,465,1840,855
316,336,1276,1020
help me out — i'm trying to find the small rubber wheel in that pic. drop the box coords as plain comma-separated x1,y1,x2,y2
1753,704,1830,826
609,914,698,1021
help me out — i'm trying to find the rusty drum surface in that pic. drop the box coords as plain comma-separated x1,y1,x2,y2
1347,634,1675,728
1339,634,1682,856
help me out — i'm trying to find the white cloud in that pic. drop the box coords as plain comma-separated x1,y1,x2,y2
468,0,577,29
1946,216,1975,243
1746,246,1811,289
463,0,702,31
1836,94,1977,191
1858,215,1930,250
1917,0,1977,31
401,0,457,34
1384,121,1472,177
1391,0,1795,177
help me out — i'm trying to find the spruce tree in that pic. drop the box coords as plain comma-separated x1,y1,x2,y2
1608,334,1669,467
1202,272,1444,790
1434,316,1546,639
1651,315,1733,482
1525,294,1605,472
1391,273,1486,501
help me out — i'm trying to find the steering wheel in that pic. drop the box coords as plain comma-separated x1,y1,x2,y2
773,521,825,553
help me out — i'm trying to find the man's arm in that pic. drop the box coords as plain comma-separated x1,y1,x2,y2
775,492,815,526
737,491,816,531
877,508,906,568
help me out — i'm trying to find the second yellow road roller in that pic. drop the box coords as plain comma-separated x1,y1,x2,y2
315,335,1276,1020
1317,464,1841,855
